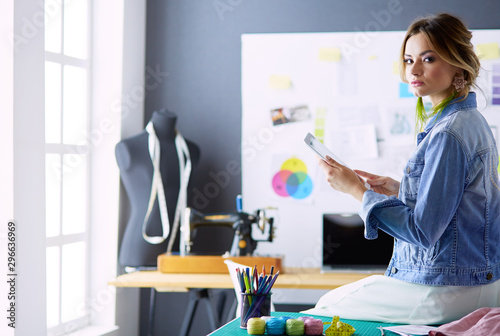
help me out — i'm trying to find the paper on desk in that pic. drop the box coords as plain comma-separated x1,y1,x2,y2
379,324,437,336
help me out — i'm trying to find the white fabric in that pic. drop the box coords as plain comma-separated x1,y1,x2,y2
302,275,500,325
142,122,191,248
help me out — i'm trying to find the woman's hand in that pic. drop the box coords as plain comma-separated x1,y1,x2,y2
354,170,400,197
317,156,368,201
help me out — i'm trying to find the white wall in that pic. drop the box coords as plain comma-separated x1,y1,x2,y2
92,0,147,334
0,1,14,335
112,0,148,334
13,0,47,334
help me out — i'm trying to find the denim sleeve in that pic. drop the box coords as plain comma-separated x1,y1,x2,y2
359,130,467,248
358,191,403,239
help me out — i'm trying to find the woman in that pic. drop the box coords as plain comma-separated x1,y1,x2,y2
304,13,500,325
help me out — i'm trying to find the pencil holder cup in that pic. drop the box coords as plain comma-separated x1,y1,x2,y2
240,292,272,329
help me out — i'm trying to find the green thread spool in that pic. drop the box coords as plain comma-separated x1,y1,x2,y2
285,318,305,336
247,318,266,335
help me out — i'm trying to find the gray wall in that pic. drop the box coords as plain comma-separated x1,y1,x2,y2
141,1,500,335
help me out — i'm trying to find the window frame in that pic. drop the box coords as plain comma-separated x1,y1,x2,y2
45,0,93,333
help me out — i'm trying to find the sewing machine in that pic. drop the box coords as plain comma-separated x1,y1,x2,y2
157,207,282,273
179,207,276,257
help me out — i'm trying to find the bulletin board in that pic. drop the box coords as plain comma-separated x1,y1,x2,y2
241,30,500,268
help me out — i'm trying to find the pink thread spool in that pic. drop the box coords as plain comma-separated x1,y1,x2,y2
304,318,324,335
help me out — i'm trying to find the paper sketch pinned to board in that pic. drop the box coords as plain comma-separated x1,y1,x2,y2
390,112,411,135
271,105,311,126
334,104,380,127
379,101,416,145
329,124,379,161
493,63,500,105
271,156,314,201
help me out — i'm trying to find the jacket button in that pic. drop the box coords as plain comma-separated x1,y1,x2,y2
406,167,411,174
391,267,398,274
487,273,493,280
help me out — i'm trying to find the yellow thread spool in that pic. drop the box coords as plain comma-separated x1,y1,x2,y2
247,317,265,335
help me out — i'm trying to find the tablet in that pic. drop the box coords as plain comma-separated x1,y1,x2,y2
304,132,371,189
304,132,349,167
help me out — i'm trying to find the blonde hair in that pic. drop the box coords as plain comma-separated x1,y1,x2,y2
399,13,481,131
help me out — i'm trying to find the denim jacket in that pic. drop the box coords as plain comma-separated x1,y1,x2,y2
359,92,500,286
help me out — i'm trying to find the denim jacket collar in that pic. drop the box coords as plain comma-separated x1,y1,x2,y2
417,92,477,145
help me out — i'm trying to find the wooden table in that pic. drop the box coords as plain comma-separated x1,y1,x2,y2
108,268,382,335
108,267,381,290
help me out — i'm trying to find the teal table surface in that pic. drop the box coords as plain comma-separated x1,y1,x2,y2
208,311,400,336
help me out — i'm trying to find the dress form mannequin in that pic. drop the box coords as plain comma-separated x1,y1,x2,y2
116,110,200,267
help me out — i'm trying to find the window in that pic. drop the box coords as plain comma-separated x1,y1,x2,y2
2,0,133,334
45,0,91,333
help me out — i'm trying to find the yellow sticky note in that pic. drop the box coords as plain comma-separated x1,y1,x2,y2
316,107,327,117
269,75,291,89
315,118,325,127
476,43,500,60
393,61,400,75
368,54,378,60
314,129,324,138
319,47,341,62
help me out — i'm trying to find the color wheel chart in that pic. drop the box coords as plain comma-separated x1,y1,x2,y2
272,157,313,200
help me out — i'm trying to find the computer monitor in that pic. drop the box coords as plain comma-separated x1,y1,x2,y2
322,213,394,272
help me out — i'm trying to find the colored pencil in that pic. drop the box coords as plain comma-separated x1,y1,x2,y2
243,270,280,324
